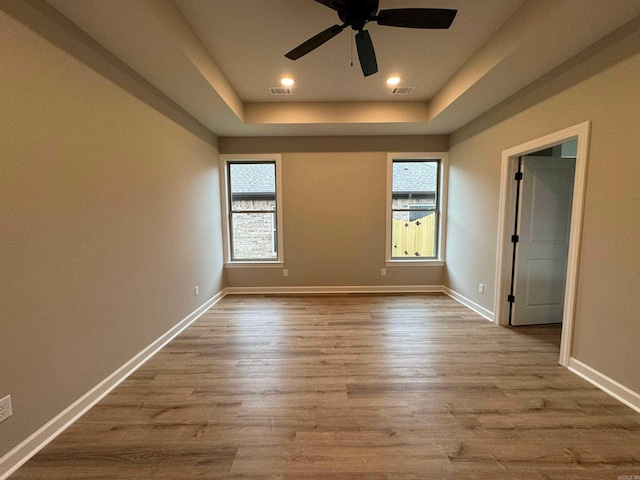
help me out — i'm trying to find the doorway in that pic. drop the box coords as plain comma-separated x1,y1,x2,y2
510,148,576,326
494,122,591,366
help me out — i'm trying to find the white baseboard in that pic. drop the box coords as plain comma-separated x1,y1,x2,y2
442,286,495,322
568,357,640,414
225,285,445,295
0,290,226,480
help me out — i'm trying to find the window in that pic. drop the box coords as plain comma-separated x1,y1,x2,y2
221,155,283,264
386,154,447,263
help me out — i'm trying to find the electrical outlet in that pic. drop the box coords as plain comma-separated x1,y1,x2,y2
0,395,12,424
283,269,288,277
478,283,484,294
194,285,199,296
381,269,387,276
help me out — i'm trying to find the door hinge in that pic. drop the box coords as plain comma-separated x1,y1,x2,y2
511,234,519,243
515,172,523,181
507,294,515,303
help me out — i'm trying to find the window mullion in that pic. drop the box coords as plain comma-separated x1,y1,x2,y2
230,209,275,214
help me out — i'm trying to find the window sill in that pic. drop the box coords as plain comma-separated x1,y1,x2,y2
224,261,284,269
385,260,445,267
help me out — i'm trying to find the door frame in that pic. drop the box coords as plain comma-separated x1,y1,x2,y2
494,121,591,366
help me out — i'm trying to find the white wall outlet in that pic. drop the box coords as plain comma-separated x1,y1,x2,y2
283,269,288,277
0,395,12,424
478,283,484,294
194,285,199,296
381,269,387,276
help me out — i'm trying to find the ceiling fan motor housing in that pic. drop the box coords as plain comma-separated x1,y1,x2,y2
338,0,379,31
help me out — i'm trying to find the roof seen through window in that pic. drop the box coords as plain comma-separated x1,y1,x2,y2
230,163,275,194
393,161,438,193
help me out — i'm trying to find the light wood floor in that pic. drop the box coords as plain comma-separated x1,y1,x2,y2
11,294,640,479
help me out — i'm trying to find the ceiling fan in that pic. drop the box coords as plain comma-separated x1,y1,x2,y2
285,0,457,77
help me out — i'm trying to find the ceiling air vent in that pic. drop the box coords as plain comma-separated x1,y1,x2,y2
269,87,292,95
391,87,415,95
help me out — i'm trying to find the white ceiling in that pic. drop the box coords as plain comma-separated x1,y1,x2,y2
45,0,640,137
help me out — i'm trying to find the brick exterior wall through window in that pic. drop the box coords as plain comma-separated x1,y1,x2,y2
230,199,276,260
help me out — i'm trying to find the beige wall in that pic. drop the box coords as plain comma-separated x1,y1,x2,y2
221,137,448,288
447,18,640,391
0,8,224,459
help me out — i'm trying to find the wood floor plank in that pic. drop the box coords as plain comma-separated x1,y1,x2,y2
10,294,640,479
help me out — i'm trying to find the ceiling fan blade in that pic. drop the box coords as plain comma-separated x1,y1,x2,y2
285,24,346,60
366,0,380,16
355,30,378,77
376,8,457,29
313,0,349,12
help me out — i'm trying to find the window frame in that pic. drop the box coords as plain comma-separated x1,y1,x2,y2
220,154,284,268
385,153,448,266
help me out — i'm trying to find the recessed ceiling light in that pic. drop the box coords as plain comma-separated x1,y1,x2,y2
280,76,295,87
386,75,402,86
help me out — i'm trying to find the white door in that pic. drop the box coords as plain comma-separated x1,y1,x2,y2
512,156,575,326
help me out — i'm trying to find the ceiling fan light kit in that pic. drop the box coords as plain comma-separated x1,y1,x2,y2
285,0,457,77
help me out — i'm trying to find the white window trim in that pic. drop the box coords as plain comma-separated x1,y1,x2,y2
220,154,284,267
385,152,448,267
